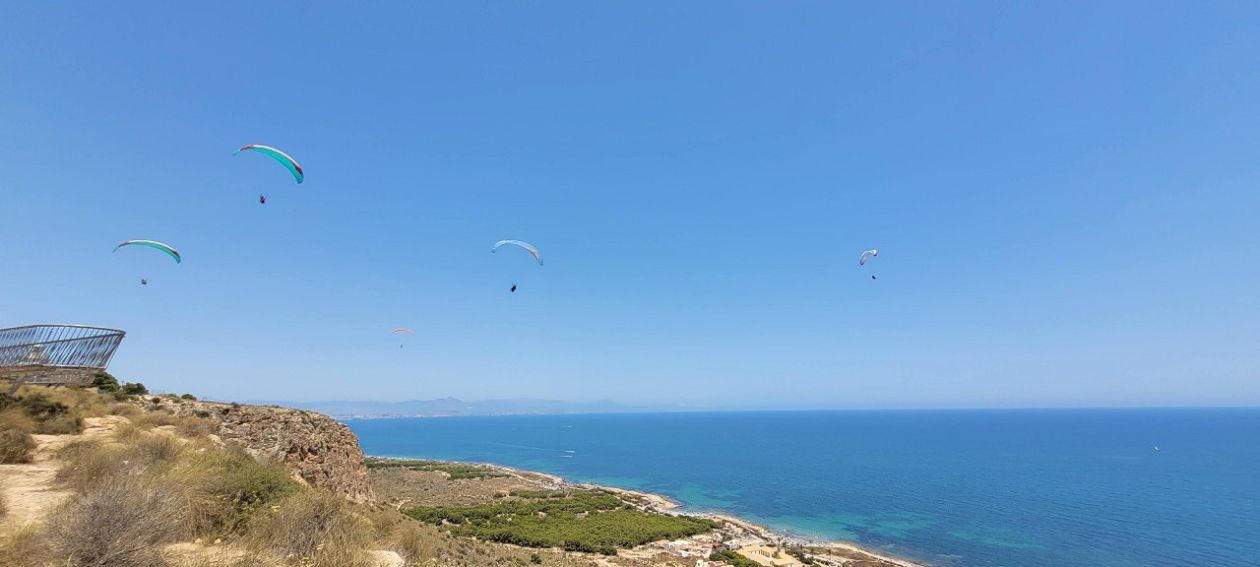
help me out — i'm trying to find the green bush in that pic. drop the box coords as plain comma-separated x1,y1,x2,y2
13,392,68,420
365,458,507,480
405,489,717,555
0,392,83,434
121,382,149,396
181,449,301,535
530,552,542,564
180,393,197,400
0,425,36,463
92,371,121,392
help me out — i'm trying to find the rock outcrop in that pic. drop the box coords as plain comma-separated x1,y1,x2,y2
162,399,373,503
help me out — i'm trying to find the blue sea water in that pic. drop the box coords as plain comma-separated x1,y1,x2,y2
346,410,1260,566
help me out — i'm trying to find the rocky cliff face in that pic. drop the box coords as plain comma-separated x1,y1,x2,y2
164,399,373,504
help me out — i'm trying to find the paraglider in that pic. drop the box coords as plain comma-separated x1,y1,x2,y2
392,328,415,348
492,240,543,265
860,249,878,280
235,144,304,184
140,278,148,286
493,240,541,293
259,194,267,205
114,240,182,264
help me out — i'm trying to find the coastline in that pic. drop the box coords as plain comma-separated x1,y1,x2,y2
371,455,928,567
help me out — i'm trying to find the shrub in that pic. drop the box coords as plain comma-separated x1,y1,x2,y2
129,435,187,469
56,440,125,490
530,552,542,564
176,448,300,536
92,371,121,392
16,392,66,418
369,508,458,565
0,425,37,463
0,391,84,434
180,393,197,400
247,490,372,567
34,412,83,434
405,489,717,554
46,471,186,567
0,526,52,566
364,458,507,480
121,382,149,396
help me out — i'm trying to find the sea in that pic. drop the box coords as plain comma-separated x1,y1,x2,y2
346,409,1260,567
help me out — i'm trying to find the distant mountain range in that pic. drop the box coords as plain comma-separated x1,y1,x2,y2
257,397,634,419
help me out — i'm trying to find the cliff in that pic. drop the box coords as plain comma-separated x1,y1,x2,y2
161,398,373,504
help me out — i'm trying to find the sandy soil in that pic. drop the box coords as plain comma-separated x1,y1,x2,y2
0,415,128,531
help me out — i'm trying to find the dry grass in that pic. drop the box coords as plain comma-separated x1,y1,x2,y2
127,408,216,438
107,402,143,418
45,471,187,567
0,525,53,566
55,439,126,490
173,448,300,537
1,389,85,435
14,385,111,417
246,490,373,567
1,387,529,567
0,423,36,464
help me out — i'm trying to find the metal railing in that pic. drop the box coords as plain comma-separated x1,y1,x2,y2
0,325,126,370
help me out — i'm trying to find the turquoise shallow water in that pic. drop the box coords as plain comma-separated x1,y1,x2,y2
347,409,1260,566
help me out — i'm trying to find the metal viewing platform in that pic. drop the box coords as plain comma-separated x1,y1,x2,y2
0,324,125,387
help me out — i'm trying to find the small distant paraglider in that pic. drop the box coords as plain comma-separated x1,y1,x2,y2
492,240,543,265
392,328,415,348
235,144,304,184
493,240,542,293
259,194,267,205
860,249,878,280
114,240,179,286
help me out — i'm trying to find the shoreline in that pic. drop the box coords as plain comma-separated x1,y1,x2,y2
370,455,928,567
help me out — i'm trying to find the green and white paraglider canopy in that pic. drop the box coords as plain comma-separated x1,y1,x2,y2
235,144,304,184
113,240,182,263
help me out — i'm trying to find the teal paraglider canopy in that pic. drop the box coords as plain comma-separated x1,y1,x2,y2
235,144,304,184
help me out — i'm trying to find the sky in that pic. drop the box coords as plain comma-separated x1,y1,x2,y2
2,3,1259,408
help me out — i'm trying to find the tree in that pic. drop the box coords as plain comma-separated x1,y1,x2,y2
92,372,120,393
121,382,149,396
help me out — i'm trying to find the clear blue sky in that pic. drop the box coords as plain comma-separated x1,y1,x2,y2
2,3,1258,408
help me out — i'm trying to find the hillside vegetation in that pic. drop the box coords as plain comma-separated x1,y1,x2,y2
406,489,718,555
0,385,739,567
